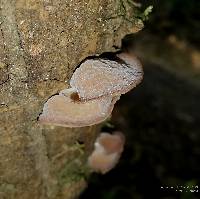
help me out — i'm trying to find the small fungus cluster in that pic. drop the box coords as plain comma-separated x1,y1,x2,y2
88,132,125,174
39,52,143,127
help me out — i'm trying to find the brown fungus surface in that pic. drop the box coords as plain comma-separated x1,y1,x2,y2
39,88,118,127
70,53,143,100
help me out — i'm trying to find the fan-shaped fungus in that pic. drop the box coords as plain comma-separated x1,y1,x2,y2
70,52,143,100
39,52,143,127
88,132,125,174
39,89,119,127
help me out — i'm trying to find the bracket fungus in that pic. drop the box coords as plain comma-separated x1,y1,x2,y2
70,52,143,100
39,52,143,127
88,132,125,174
39,88,118,127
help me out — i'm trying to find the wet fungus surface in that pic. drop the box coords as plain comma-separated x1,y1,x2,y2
39,52,143,127
70,52,143,100
39,88,118,127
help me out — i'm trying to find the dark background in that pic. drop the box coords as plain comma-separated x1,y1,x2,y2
80,0,200,198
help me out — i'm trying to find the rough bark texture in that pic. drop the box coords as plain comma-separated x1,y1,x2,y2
0,0,143,198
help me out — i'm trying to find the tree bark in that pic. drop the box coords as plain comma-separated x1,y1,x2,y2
0,0,142,198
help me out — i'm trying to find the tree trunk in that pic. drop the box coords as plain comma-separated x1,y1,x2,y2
0,0,142,198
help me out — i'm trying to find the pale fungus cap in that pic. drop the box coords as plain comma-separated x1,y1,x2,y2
39,88,119,127
70,52,143,100
38,52,143,128
116,52,142,72
88,132,125,174
97,132,125,154
88,151,120,174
